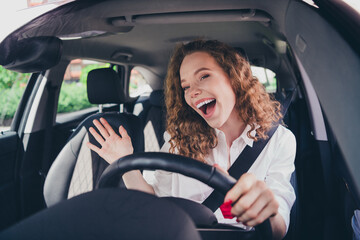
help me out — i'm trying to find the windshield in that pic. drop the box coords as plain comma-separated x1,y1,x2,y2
342,0,360,13
0,0,74,42
4,0,74,11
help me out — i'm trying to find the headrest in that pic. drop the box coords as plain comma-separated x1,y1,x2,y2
87,68,126,104
149,90,165,107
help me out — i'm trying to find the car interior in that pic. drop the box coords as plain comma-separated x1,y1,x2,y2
0,0,359,239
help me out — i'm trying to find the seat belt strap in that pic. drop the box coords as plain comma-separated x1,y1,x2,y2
202,125,278,211
202,90,295,212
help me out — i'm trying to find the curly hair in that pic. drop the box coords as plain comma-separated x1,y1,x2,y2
164,39,282,162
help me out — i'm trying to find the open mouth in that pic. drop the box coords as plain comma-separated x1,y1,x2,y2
196,99,216,117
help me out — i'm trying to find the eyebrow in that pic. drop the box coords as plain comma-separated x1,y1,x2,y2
180,67,211,83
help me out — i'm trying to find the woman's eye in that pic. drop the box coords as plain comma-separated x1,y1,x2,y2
182,86,189,91
200,74,209,80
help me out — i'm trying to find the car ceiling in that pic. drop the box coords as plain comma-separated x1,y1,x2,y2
62,22,281,75
2,0,294,80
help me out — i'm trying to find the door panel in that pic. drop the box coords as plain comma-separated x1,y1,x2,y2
0,131,20,230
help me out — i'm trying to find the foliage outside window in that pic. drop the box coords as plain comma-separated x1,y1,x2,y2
57,59,110,114
0,66,30,131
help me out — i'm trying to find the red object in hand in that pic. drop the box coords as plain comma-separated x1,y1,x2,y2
220,200,234,219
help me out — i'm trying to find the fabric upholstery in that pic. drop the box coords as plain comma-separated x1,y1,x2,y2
43,127,87,207
44,112,144,207
144,121,161,151
67,133,93,199
149,89,165,107
44,67,144,207
139,90,166,151
87,68,126,104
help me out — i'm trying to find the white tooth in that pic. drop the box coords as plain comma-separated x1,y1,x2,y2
196,99,215,109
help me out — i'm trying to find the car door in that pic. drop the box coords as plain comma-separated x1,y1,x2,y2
0,72,41,230
0,130,20,230
285,1,360,239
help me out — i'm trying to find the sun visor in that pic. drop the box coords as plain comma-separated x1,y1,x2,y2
0,36,62,73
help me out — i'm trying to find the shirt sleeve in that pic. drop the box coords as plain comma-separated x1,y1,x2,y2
265,126,297,232
151,132,173,197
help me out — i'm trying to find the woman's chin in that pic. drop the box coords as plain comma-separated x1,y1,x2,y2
204,117,223,130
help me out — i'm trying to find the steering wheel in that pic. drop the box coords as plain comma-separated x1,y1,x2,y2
96,152,272,239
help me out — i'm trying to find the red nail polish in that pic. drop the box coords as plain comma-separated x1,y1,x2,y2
220,200,234,219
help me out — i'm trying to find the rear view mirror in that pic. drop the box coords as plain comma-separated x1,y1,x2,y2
0,36,62,73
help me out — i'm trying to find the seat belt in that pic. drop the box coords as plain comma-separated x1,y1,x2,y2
202,89,295,212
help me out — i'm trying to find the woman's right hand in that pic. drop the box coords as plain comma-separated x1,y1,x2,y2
86,117,134,164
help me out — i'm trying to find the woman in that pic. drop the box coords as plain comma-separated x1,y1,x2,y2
87,39,296,239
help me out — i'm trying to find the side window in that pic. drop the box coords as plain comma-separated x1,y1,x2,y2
129,67,153,115
129,68,152,98
0,66,30,132
251,66,277,93
57,59,110,115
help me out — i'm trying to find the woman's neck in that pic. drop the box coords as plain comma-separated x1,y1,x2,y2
219,110,246,148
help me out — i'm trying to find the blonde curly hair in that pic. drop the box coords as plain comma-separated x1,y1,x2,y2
164,39,282,162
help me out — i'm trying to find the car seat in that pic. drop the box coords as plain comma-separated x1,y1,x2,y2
43,68,144,207
136,90,166,184
2,189,201,240
138,89,166,151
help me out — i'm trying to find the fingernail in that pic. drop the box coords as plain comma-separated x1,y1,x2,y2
236,218,240,223
220,200,234,219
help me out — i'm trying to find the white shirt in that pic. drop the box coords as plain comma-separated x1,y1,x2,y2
151,124,296,231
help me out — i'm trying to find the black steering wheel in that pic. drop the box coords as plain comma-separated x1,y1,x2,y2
96,152,272,239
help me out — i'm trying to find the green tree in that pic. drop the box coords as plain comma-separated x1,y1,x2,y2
0,63,111,124
57,82,94,113
0,66,29,89
0,66,29,122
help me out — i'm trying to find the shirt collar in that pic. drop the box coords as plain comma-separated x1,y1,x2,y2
215,124,255,148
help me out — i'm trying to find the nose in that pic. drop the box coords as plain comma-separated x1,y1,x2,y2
189,85,201,98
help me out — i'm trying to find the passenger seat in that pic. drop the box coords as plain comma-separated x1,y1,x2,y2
138,89,166,152
136,90,166,184
44,68,144,207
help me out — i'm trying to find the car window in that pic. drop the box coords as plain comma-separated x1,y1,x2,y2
129,68,152,98
251,66,277,93
19,0,74,9
342,0,360,13
0,66,30,132
57,59,110,115
130,68,153,116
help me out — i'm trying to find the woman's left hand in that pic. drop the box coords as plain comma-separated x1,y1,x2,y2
87,118,134,164
223,172,279,227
